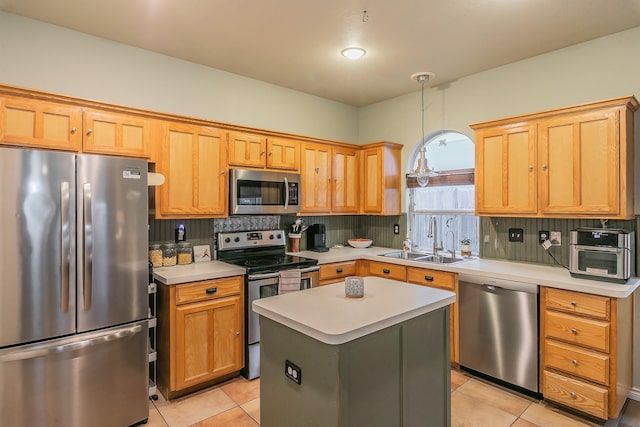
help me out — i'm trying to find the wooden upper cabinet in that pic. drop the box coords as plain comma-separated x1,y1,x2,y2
156,121,227,218
538,109,620,216
301,142,331,213
266,137,300,171
331,146,359,213
361,142,403,215
474,123,537,215
472,96,638,219
0,95,82,151
82,108,150,158
228,132,267,168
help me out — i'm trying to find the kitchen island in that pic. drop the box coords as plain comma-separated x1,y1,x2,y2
253,277,456,427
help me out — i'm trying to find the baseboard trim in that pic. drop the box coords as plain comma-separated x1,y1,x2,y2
628,387,640,401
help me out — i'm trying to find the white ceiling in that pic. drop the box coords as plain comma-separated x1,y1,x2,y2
2,0,640,107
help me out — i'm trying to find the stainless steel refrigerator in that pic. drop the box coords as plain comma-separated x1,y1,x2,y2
0,147,149,426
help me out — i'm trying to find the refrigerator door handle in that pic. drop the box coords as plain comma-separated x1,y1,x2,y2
60,182,71,314
83,182,93,311
0,324,143,362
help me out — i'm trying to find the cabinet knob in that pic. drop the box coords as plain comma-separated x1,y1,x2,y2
572,359,578,366
236,331,240,336
86,129,93,136
571,328,578,335
221,170,226,175
268,151,273,156
570,301,577,307
70,127,77,134
528,165,533,171
570,392,577,399
541,163,548,171
260,151,266,156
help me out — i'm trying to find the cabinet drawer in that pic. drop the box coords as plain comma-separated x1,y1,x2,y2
545,340,610,385
320,261,356,281
545,311,609,352
543,370,608,419
545,288,610,320
406,267,455,290
368,262,406,281
175,276,243,305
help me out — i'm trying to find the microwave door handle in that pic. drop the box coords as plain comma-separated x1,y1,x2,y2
283,176,289,210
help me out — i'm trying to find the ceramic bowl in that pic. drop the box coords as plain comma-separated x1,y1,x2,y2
347,238,373,248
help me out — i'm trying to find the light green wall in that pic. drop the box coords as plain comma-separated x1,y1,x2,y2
0,12,358,143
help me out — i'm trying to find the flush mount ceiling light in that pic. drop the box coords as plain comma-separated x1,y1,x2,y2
410,71,437,187
341,47,366,59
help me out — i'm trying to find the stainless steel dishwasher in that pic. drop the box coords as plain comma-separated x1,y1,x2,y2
458,273,539,394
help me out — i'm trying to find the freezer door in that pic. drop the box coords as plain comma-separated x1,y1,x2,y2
0,147,76,348
77,154,148,332
0,320,149,426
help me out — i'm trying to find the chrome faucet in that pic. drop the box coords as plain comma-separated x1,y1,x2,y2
427,216,443,255
445,230,455,258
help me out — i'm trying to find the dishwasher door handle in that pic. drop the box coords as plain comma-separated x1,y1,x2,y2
483,284,502,291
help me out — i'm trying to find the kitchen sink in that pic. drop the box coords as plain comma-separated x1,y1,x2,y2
380,251,465,264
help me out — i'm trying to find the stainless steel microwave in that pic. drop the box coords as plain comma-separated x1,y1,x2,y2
569,228,635,283
230,168,301,215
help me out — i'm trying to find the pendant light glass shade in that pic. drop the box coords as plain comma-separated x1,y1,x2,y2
410,72,436,187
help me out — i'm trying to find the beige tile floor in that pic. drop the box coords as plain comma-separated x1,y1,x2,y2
146,369,640,427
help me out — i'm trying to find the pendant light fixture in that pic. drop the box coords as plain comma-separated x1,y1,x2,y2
410,71,436,187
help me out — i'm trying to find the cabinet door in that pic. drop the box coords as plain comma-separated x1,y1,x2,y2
332,147,359,213
266,137,300,171
174,296,243,391
475,124,537,215
300,142,331,213
0,95,82,151
361,147,383,213
158,122,227,217
82,108,149,157
228,132,267,168
538,110,619,215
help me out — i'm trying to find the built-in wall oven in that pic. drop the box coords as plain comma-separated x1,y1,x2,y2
217,230,319,380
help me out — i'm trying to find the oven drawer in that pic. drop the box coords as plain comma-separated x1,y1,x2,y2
176,276,243,305
545,311,610,352
545,288,610,320
545,340,610,385
543,370,608,419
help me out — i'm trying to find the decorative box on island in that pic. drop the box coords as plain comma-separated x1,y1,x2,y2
252,277,456,427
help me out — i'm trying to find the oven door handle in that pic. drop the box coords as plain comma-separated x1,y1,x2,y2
247,265,319,281
574,245,621,253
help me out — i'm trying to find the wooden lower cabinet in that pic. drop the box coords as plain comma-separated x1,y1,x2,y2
407,267,459,364
157,276,244,399
540,287,632,420
366,261,407,281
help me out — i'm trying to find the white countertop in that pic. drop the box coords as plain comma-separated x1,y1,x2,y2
252,277,456,345
296,246,640,299
153,261,245,285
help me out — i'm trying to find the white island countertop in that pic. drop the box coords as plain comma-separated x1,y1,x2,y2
252,276,456,345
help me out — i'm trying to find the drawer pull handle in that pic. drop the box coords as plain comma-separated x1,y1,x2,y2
383,269,390,274
571,328,577,335
572,359,578,366
570,301,577,307
570,392,577,399
336,268,343,273
424,275,434,281
206,287,218,294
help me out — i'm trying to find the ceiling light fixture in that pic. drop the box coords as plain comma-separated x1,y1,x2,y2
341,47,366,59
410,71,436,187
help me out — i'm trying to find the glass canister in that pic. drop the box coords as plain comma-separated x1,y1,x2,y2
162,243,177,267
177,242,193,265
149,244,163,268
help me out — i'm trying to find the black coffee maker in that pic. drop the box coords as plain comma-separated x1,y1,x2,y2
307,224,329,252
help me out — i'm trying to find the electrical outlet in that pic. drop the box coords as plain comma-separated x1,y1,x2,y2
175,224,186,242
285,360,302,384
393,224,400,235
539,230,549,244
508,228,524,242
550,231,561,246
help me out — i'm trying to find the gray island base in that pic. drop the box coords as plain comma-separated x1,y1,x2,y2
253,277,455,427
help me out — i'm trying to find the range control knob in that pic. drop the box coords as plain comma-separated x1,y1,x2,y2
277,233,282,239
224,237,231,243
234,237,240,243
269,234,274,239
